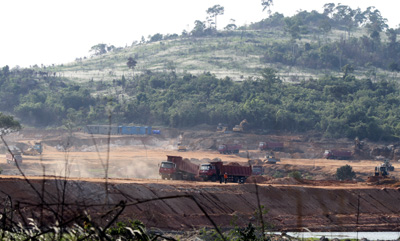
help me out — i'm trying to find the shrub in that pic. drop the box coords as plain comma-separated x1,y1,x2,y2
336,164,356,180
288,170,302,179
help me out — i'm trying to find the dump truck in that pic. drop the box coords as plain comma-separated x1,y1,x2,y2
199,161,252,183
23,142,42,156
177,143,187,152
323,150,352,160
259,142,284,151
159,155,198,180
218,144,241,154
6,147,23,165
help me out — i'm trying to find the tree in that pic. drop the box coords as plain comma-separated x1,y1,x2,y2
323,3,335,18
90,43,107,56
127,57,137,71
224,19,237,30
261,0,273,15
206,5,224,29
364,7,388,43
0,112,21,132
191,20,206,37
150,33,163,42
336,164,356,180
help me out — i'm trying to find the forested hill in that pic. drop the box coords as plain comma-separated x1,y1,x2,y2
2,3,400,141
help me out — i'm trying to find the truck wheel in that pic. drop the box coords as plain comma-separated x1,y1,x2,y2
211,176,217,182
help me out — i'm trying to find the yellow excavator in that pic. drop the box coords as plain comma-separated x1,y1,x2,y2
233,119,248,132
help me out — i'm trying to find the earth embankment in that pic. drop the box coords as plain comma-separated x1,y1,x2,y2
1,176,399,232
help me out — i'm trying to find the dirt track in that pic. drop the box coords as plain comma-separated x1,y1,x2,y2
0,129,399,232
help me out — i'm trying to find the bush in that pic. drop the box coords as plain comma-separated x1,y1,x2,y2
288,170,302,179
336,164,356,180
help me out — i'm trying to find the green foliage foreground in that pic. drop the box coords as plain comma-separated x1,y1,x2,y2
1,65,400,141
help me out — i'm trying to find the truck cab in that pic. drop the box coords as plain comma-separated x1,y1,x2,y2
33,142,43,154
159,161,176,179
199,164,218,181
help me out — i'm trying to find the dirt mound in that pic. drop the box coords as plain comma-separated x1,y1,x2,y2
226,162,241,166
266,177,302,185
246,175,272,183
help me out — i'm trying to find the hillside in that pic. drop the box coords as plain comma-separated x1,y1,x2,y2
43,10,400,83
47,30,298,82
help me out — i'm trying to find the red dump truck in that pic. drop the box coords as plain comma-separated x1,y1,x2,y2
159,155,199,180
323,150,352,160
199,161,252,183
218,144,241,154
259,142,284,151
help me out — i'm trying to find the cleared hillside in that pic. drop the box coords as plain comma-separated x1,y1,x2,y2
45,30,348,83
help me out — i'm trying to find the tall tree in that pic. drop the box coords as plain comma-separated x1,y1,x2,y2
89,43,107,56
364,7,388,43
127,57,137,73
206,5,224,29
261,0,273,15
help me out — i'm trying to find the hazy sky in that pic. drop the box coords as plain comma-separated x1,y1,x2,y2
1,0,399,68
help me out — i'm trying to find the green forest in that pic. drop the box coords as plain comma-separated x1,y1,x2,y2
1,65,399,141
2,2,400,141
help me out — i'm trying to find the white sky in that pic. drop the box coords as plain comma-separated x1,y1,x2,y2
1,0,399,68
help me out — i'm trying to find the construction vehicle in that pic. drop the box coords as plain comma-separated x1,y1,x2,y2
177,143,187,152
323,150,352,160
6,147,22,165
259,142,284,151
368,162,394,182
22,142,43,156
216,123,228,133
263,154,280,164
375,165,389,177
159,155,199,180
199,161,252,183
382,159,394,171
177,134,187,152
218,144,241,154
252,165,264,175
233,119,248,132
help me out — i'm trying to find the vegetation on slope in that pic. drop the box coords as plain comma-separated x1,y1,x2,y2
1,64,399,141
40,3,400,83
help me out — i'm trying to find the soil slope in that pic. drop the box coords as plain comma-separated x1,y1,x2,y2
1,176,399,232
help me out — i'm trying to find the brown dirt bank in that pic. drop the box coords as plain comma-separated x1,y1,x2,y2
1,176,400,232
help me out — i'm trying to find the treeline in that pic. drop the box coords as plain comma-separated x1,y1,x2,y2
1,65,400,141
